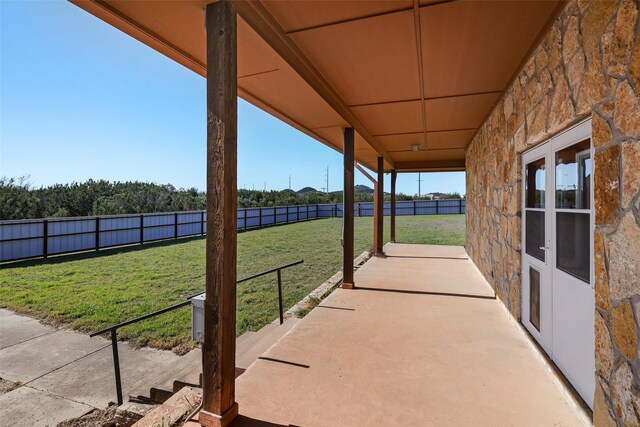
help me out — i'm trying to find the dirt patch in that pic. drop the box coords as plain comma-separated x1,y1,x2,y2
58,403,117,427
0,378,21,395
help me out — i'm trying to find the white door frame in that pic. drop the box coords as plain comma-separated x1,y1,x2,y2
521,118,595,408
522,145,553,353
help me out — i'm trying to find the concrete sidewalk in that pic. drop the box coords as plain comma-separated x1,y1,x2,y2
0,309,183,426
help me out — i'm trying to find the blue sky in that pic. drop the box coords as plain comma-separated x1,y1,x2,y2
0,0,465,196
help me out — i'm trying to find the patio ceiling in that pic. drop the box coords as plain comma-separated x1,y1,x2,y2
71,0,563,173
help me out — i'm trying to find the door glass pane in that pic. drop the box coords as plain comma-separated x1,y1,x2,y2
526,158,545,208
530,267,541,332
555,138,591,209
526,210,545,261
556,212,590,283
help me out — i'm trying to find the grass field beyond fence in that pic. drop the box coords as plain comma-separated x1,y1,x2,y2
0,215,465,353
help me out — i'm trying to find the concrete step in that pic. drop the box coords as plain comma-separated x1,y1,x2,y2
132,319,300,404
235,323,277,361
236,331,255,346
236,318,300,370
129,349,201,403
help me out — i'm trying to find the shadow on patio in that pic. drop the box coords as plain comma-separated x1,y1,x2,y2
232,243,585,426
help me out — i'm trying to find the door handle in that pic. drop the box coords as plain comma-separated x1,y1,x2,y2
539,246,549,251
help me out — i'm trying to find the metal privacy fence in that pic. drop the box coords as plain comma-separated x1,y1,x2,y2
0,199,464,262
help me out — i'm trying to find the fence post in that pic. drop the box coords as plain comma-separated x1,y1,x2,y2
201,211,205,235
459,199,462,214
95,217,100,251
436,200,439,215
244,209,248,231
174,212,179,239
413,201,417,216
43,219,48,259
140,214,144,244
259,207,262,228
296,205,299,222
286,206,290,223
306,205,309,221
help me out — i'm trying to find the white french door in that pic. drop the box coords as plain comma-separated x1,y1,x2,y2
521,119,595,408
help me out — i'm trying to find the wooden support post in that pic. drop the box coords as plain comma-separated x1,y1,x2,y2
390,169,397,243
375,157,384,255
373,184,379,252
200,2,239,426
342,128,355,289
354,161,379,255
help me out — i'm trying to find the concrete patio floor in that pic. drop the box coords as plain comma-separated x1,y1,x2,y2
232,243,587,426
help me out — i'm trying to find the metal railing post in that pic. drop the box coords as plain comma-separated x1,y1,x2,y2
110,329,123,405
277,269,284,325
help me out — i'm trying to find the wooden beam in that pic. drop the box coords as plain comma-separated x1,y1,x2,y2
394,159,466,172
390,170,397,243
412,0,428,150
342,128,355,289
375,157,384,255
200,2,239,426
355,161,376,184
232,0,394,167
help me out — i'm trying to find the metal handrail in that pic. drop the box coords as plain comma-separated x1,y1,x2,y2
90,259,304,405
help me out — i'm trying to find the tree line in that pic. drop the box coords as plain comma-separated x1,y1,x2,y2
0,177,462,220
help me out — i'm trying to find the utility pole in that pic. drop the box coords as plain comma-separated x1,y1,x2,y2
417,173,423,197
325,166,329,194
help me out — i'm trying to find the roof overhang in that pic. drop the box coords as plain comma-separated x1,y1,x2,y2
70,0,565,173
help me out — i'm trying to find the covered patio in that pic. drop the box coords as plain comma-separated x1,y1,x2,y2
230,243,586,426
68,0,640,425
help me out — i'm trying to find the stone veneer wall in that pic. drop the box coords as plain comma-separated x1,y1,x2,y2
465,0,639,424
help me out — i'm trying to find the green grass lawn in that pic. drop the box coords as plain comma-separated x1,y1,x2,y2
0,215,465,353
